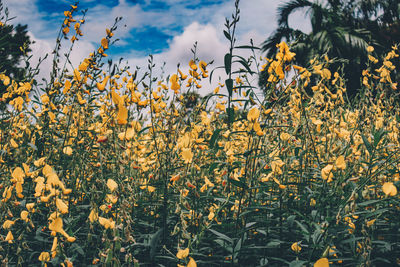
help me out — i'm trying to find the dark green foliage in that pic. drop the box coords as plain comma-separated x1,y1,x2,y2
261,0,400,96
0,23,31,80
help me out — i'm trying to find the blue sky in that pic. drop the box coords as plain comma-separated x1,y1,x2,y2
3,0,310,93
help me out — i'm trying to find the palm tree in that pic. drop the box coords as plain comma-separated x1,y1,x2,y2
261,0,399,96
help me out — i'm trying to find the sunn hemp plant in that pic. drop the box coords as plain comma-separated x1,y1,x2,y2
0,0,400,266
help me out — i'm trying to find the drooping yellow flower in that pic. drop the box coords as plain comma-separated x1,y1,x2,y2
107,179,118,192
63,79,72,94
3,220,15,229
366,219,376,227
280,132,291,141
11,167,25,183
89,209,99,223
49,217,76,242
34,157,46,167
382,182,397,196
51,237,58,258
181,148,193,164
49,217,63,233
106,194,118,204
98,217,115,229
147,186,156,193
170,74,180,93
188,257,197,267
26,203,35,212
291,242,301,253
5,231,14,243
253,121,264,136
101,37,109,50
20,210,29,222
189,60,197,70
10,138,18,148
176,247,189,259
56,198,69,214
38,252,50,262
247,107,260,122
178,69,188,80
321,164,334,182
335,156,346,170
314,258,329,267
96,75,109,91
63,146,73,156
73,68,81,82
117,105,128,125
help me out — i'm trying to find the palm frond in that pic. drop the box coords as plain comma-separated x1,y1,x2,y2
277,0,312,27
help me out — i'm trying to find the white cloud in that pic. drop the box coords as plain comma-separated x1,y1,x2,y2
124,21,229,95
2,0,311,96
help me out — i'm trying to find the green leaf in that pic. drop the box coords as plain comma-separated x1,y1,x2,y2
150,228,163,259
106,249,113,264
373,128,386,147
209,229,233,243
223,30,231,41
229,178,248,189
361,134,373,155
234,45,260,50
236,59,254,74
209,129,222,148
224,53,232,75
227,107,235,123
294,220,310,238
226,78,233,96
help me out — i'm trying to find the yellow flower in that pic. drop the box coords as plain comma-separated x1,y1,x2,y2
181,148,193,164
367,46,374,53
117,105,128,125
188,257,197,267
21,211,29,222
366,219,376,227
98,217,115,229
5,231,14,243
3,220,15,229
51,237,58,258
314,258,329,267
26,203,35,212
34,157,46,167
291,242,301,253
189,60,197,70
89,209,99,223
247,107,260,122
49,217,76,241
107,179,118,192
106,194,118,204
382,182,397,196
10,138,18,148
280,132,291,141
63,146,73,156
170,74,180,93
321,164,334,182
101,37,109,50
147,186,156,193
96,76,109,91
63,79,72,94
176,247,189,259
38,252,50,262
11,167,25,183
73,68,81,82
56,198,69,214
335,156,346,170
253,121,264,136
